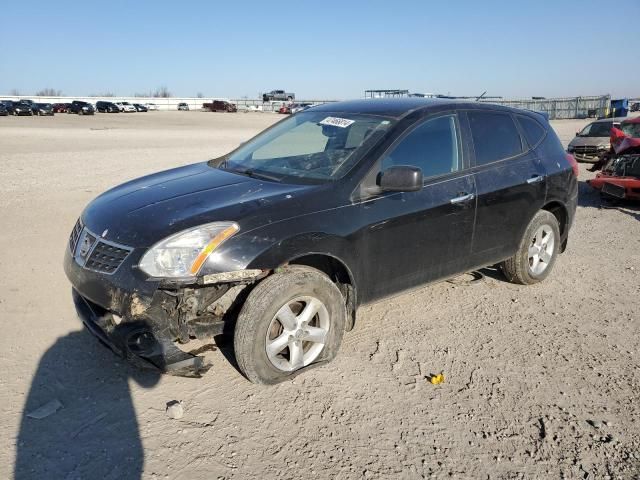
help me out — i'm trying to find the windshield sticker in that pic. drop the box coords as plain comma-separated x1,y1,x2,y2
319,117,355,128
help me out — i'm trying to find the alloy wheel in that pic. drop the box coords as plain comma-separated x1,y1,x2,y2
265,296,330,372
528,225,555,275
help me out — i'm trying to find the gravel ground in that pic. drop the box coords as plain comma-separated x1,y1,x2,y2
0,111,638,479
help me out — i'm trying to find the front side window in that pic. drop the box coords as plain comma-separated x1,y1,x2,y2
381,115,460,178
219,111,393,182
468,111,523,165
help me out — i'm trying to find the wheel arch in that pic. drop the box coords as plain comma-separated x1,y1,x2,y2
285,252,358,331
541,200,569,251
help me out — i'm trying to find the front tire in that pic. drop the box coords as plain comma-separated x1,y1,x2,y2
234,266,346,384
501,210,560,285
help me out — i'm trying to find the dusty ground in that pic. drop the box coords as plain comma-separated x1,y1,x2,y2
0,111,638,479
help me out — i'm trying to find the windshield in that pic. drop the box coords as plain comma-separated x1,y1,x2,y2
218,111,393,182
579,121,612,137
620,122,640,138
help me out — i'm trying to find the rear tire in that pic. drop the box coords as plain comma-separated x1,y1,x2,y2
234,266,346,384
501,210,560,285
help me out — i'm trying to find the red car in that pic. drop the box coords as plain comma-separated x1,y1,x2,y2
278,105,292,114
52,103,71,113
587,117,640,200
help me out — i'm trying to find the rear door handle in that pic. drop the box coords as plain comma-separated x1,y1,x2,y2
450,193,475,205
526,175,545,184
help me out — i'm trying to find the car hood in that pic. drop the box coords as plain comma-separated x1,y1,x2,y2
568,136,609,148
82,162,316,247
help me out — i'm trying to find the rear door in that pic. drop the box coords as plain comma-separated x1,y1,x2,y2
464,109,546,266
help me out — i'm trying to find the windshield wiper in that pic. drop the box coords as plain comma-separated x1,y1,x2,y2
229,167,283,182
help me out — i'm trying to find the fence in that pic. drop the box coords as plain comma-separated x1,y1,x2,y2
0,95,337,112
479,95,611,120
0,94,613,118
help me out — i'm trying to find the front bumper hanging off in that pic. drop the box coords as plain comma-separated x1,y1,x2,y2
72,289,213,377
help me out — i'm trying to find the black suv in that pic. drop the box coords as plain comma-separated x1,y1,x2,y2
67,101,95,115
65,99,578,383
96,101,119,113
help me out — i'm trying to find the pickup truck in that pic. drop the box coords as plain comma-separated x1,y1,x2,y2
262,90,295,102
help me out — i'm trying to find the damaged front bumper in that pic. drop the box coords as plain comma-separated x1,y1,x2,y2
72,289,212,377
64,246,264,377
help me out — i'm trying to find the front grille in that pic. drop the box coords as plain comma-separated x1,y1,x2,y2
573,146,599,154
85,240,131,274
69,219,83,254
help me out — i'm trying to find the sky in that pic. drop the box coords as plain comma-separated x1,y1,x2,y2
1,0,639,100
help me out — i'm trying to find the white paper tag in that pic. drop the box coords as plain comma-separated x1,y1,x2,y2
319,116,355,128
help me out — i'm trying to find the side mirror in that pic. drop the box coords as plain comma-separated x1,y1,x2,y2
575,131,580,136
379,166,423,192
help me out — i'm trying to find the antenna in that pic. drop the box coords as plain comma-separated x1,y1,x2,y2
476,91,487,102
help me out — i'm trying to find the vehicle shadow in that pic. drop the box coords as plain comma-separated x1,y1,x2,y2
15,328,160,480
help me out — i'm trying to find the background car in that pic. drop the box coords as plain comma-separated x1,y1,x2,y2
145,103,159,110
0,103,8,116
278,104,291,114
52,103,70,113
96,101,119,113
115,102,136,113
262,90,295,102
33,103,54,116
177,102,189,111
4,101,33,116
290,103,313,114
202,100,237,112
67,101,95,115
567,118,621,162
133,104,148,112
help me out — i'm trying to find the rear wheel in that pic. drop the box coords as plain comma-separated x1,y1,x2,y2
501,210,560,285
234,266,346,384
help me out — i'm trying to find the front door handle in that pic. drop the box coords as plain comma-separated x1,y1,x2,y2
450,193,475,205
526,175,545,184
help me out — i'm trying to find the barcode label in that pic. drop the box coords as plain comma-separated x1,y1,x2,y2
319,117,355,128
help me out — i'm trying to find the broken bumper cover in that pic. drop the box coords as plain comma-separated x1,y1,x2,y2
64,247,213,377
72,288,212,377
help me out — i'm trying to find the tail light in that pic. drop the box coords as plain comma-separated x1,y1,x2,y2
566,153,579,177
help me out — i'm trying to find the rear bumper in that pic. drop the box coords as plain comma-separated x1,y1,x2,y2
588,176,640,200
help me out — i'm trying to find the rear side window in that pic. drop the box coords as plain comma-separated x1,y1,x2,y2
382,115,460,178
468,111,522,165
517,115,546,147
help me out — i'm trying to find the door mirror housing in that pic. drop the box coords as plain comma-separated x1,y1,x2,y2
379,166,423,192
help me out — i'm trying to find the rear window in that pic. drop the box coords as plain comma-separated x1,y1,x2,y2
517,115,546,147
468,111,523,165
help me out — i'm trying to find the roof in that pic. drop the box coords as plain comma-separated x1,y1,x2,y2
310,98,530,118
592,117,624,123
622,116,640,124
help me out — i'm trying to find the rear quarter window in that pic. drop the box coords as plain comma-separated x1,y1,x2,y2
517,115,547,147
468,111,523,165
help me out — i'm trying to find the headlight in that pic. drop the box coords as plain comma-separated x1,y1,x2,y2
598,144,610,150
567,146,574,152
139,222,239,278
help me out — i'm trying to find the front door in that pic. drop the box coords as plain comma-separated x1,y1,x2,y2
357,113,477,302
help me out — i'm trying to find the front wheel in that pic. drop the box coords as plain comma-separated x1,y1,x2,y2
501,210,560,285
234,266,346,384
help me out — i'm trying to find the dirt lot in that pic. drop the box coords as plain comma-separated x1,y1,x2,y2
0,111,638,479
